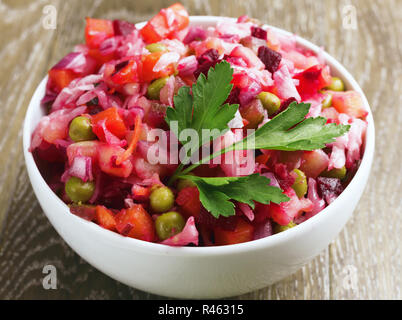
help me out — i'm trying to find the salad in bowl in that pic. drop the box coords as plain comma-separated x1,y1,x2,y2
29,3,368,248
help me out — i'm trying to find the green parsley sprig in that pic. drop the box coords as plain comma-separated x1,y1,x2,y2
165,61,350,218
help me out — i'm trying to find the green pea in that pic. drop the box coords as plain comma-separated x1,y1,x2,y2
69,116,96,142
274,221,297,234
177,176,196,191
321,166,347,179
321,91,333,109
326,77,345,91
149,186,175,213
155,211,185,240
257,91,281,116
65,177,95,203
147,77,169,100
145,43,168,53
292,169,307,198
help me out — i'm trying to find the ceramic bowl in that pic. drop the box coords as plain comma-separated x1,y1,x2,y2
23,16,375,299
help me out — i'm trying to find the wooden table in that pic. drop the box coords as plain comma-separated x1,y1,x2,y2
0,0,400,300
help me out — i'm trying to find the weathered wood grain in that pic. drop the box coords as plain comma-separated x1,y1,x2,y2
0,0,400,299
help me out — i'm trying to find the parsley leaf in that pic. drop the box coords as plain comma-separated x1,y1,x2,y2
165,61,239,156
180,174,289,218
230,102,351,152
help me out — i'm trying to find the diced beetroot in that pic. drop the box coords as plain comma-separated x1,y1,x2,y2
218,215,243,232
251,26,267,40
195,207,239,232
254,202,271,223
253,219,273,240
113,20,136,36
257,46,282,74
225,86,241,105
299,150,329,178
239,98,265,129
316,177,343,204
176,186,201,219
330,90,368,119
279,97,297,113
98,144,133,178
196,207,217,228
35,142,66,163
194,48,220,78
230,46,265,70
269,188,313,225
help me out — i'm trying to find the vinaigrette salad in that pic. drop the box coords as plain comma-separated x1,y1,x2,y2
30,3,367,246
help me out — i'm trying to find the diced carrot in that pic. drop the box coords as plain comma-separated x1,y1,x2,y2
214,218,254,246
116,115,142,165
115,205,156,242
95,205,117,231
91,107,128,140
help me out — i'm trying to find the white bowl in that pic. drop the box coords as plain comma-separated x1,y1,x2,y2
23,16,375,299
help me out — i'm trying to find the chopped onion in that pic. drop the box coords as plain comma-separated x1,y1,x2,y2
69,156,93,182
177,55,198,77
161,217,199,246
153,52,180,72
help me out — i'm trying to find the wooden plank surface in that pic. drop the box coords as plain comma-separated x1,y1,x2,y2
0,0,400,299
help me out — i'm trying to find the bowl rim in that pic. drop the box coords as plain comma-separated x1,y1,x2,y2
23,15,375,257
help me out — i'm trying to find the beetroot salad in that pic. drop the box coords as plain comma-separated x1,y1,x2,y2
30,3,368,246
